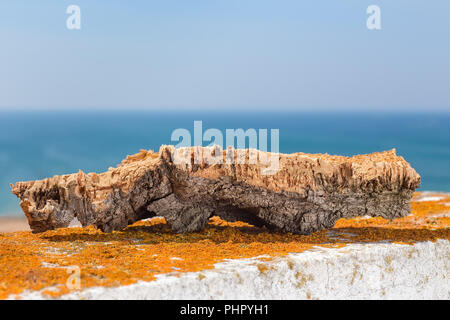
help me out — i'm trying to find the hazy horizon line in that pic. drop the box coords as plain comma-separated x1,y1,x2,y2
1,107,450,114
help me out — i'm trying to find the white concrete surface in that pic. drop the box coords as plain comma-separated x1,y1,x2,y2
13,239,450,300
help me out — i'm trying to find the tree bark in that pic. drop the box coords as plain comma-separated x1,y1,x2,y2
11,146,420,234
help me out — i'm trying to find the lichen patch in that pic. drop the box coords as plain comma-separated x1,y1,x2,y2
1,193,449,299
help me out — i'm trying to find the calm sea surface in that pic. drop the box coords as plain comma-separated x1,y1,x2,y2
1,111,449,216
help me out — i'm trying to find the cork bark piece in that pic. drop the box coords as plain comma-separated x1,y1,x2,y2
11,145,421,234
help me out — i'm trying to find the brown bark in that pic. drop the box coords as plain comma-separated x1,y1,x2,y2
11,146,420,234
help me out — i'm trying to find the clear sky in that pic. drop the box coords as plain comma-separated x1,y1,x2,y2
0,1,449,111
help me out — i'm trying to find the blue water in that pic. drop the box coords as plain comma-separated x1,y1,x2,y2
1,111,449,216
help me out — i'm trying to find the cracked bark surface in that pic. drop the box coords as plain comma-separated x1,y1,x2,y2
11,145,421,234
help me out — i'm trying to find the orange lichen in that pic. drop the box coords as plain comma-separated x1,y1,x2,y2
0,192,449,299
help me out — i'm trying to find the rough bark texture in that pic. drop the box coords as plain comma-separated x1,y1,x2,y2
11,146,421,234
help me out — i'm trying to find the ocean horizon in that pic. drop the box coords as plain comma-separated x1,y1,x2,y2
1,110,449,216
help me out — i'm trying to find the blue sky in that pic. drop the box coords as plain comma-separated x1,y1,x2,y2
0,1,449,111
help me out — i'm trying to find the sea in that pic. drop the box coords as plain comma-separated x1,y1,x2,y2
1,111,449,216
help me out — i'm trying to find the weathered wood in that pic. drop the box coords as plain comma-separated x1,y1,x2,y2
11,145,420,234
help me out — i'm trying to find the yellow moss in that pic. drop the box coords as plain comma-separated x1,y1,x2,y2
257,264,269,274
384,255,394,265
295,272,312,287
287,260,294,270
0,192,448,299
